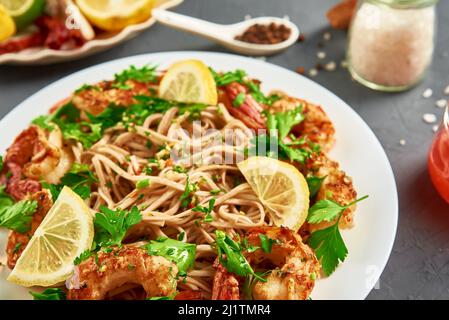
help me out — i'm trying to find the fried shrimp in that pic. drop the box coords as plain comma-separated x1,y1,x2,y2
269,91,336,153
300,152,358,232
246,227,320,300
6,191,52,269
72,80,152,116
211,227,319,300
67,247,178,300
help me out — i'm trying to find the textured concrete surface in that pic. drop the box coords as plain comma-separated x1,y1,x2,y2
0,0,449,299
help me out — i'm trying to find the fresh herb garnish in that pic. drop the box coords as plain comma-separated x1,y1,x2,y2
214,230,265,281
43,163,97,201
113,65,158,89
75,84,100,94
180,176,197,208
0,186,37,233
233,93,246,107
307,195,368,275
211,68,247,86
136,179,150,190
74,249,93,265
0,156,3,172
144,237,196,274
192,198,215,222
259,234,275,253
29,288,66,300
306,176,326,198
13,242,22,254
94,206,142,247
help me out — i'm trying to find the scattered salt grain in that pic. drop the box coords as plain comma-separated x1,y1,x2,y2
325,61,337,71
317,51,326,59
432,125,440,133
444,85,449,95
323,32,332,41
422,88,433,98
244,14,251,20
309,68,318,77
399,139,406,146
423,113,437,123
435,99,447,109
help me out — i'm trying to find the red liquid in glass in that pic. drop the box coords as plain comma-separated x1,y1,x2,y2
428,122,449,204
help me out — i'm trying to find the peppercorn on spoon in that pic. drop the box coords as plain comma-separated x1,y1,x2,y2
152,9,300,56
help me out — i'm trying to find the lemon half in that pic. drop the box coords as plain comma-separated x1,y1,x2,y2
8,187,94,287
75,0,155,31
238,156,309,231
159,59,218,105
0,0,45,30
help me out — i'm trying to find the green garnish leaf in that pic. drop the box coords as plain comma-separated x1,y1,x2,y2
74,250,93,266
308,221,348,276
306,176,326,198
144,237,196,274
211,68,247,86
192,198,215,222
74,84,100,94
94,206,142,247
259,234,275,253
307,196,369,224
29,288,66,300
233,93,246,107
214,230,265,282
136,179,150,190
180,176,197,208
113,65,158,89
0,186,37,233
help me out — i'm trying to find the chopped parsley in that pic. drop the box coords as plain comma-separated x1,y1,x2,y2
74,249,93,265
113,65,158,89
74,84,100,94
233,93,246,107
0,186,37,233
214,230,265,282
259,234,275,253
136,179,150,190
192,198,215,222
29,288,66,300
306,176,326,198
94,206,142,248
307,195,368,275
180,176,197,208
210,68,247,86
43,163,97,201
144,237,196,274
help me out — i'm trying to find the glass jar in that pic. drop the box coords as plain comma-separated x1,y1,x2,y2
347,0,438,92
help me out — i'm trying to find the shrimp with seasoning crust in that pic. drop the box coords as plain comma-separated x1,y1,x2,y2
67,247,178,300
212,227,319,300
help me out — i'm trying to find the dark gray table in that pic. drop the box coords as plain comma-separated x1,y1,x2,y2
1,0,448,300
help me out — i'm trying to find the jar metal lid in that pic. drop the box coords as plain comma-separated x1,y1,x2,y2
370,0,439,8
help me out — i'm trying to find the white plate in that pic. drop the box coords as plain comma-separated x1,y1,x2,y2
0,0,183,66
0,51,398,300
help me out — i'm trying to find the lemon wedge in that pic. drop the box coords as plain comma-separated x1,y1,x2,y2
0,4,16,41
75,0,155,31
159,59,218,105
8,187,94,287
238,156,309,231
0,0,45,30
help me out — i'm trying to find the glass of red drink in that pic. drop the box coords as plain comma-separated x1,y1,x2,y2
428,105,449,204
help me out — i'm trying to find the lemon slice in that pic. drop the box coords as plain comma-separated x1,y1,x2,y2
0,4,15,41
238,156,309,231
159,59,218,105
8,187,94,287
75,0,156,31
0,0,45,29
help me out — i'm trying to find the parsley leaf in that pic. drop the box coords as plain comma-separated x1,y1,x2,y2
306,176,326,198
180,176,197,208
267,106,304,140
0,156,3,172
43,163,97,200
75,84,100,94
233,93,246,107
307,195,369,224
87,104,126,130
308,222,348,276
210,68,247,86
0,186,37,233
192,198,215,222
259,234,275,253
94,206,142,247
29,288,66,300
74,249,93,266
144,237,196,274
113,65,158,89
215,230,265,282
307,195,369,276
